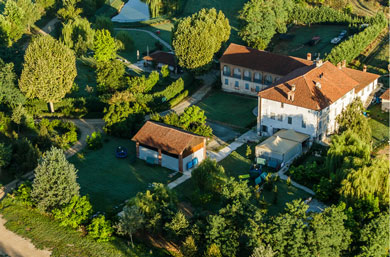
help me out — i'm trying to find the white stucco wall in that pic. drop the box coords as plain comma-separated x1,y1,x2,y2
182,147,205,172
139,146,158,164
382,99,390,112
356,80,377,104
161,154,179,171
221,74,268,97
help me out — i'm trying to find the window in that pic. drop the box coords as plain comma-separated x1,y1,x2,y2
254,72,262,83
235,81,239,88
302,119,306,128
288,117,292,124
224,78,229,85
245,83,249,90
319,121,322,129
244,70,251,81
223,65,231,76
265,75,273,85
271,113,276,120
261,125,268,132
233,68,241,79
278,114,283,121
256,86,260,92
281,103,284,108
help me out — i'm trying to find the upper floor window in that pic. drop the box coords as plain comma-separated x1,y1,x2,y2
264,75,273,85
254,72,262,83
243,70,251,81
281,103,284,108
288,117,292,124
271,113,276,120
223,65,231,76
233,68,241,79
278,114,283,121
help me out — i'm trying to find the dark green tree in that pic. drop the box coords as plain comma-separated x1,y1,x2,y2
57,0,82,21
172,8,230,70
31,147,80,211
96,59,126,93
61,17,95,56
0,59,25,108
191,158,226,194
0,142,12,175
115,205,145,248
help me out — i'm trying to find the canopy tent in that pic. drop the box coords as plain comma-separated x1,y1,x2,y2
111,0,150,23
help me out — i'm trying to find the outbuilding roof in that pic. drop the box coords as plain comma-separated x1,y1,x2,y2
256,135,298,155
274,129,310,143
258,61,360,110
132,121,205,155
219,43,313,76
380,88,390,100
143,51,176,67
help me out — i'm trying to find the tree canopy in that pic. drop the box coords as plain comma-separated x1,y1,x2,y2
93,29,122,63
0,58,24,109
19,36,77,112
172,8,230,70
61,17,95,56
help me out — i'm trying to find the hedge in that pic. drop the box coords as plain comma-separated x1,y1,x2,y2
154,78,184,101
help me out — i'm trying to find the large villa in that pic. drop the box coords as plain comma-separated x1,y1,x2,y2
220,43,380,141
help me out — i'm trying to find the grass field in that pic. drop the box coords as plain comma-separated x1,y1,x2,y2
73,60,98,98
367,103,389,148
179,0,246,43
271,24,349,59
70,136,180,213
365,33,389,76
0,200,168,257
140,22,174,45
196,90,258,129
116,30,170,63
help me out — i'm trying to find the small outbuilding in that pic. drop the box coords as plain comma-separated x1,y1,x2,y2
255,129,310,168
380,88,390,112
132,121,206,172
143,51,178,73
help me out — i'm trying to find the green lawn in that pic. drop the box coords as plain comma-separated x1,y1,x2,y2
271,24,349,59
179,0,246,44
70,136,180,213
0,199,168,257
368,103,389,148
73,59,98,98
140,22,174,45
95,0,126,17
116,30,170,63
196,90,258,129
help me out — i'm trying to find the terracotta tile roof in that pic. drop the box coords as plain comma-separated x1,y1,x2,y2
131,121,205,155
341,67,380,93
143,51,176,67
380,88,390,100
219,43,313,75
258,61,359,110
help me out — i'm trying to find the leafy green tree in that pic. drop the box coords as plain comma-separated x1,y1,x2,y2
93,29,123,62
180,236,198,257
161,65,169,78
204,243,222,257
52,195,93,228
172,8,230,70
127,71,159,94
357,212,389,257
165,211,189,237
251,244,276,257
94,16,114,34
96,59,126,93
192,158,226,194
57,0,82,21
31,147,80,211
8,138,40,177
0,59,24,108
336,98,371,143
239,0,294,49
61,17,95,56
11,105,33,132
178,106,213,136
19,36,77,113
36,0,55,10
0,142,12,175
87,215,114,242
115,31,134,51
115,205,144,248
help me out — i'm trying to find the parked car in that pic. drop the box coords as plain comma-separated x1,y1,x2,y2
339,30,347,37
331,37,342,44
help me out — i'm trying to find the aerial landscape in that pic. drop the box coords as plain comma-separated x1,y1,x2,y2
0,0,388,256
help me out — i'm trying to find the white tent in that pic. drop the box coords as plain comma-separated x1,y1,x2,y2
111,0,150,23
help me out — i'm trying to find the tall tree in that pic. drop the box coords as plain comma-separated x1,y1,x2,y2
115,205,145,248
93,29,123,63
191,158,226,194
239,0,295,50
172,8,230,70
61,17,95,56
19,36,77,113
57,0,82,21
31,147,80,211
336,98,371,143
0,58,25,108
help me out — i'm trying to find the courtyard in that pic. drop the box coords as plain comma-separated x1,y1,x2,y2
70,136,181,213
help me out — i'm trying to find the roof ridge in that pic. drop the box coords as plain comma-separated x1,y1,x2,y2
146,121,205,139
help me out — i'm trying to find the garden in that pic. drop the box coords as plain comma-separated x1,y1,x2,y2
196,90,258,129
70,135,181,213
367,103,389,149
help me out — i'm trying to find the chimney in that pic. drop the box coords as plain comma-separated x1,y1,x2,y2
363,65,367,72
316,82,321,89
307,53,312,61
287,84,295,101
342,59,346,68
316,59,323,67
337,62,341,69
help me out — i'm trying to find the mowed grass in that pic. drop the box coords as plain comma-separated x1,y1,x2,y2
0,200,168,257
116,30,170,63
140,22,174,45
196,90,258,128
271,24,349,59
70,136,178,213
367,103,389,148
179,0,247,43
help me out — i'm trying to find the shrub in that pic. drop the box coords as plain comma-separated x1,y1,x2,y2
87,215,114,242
52,195,93,229
154,78,184,101
14,182,34,207
8,138,40,177
161,65,170,78
86,131,103,150
168,90,188,107
96,59,126,93
38,119,78,150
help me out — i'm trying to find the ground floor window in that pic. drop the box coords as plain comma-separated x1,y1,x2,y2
256,86,260,92
261,125,268,132
245,83,249,90
225,78,229,85
302,119,306,128
288,117,292,124
235,81,239,88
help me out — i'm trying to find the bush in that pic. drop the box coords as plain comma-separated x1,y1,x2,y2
96,60,126,93
168,90,188,107
38,119,78,150
14,182,34,207
52,195,93,229
154,78,184,102
87,215,114,242
86,131,103,150
8,138,40,177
